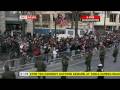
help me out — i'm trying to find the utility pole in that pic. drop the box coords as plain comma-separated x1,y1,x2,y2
55,18,57,41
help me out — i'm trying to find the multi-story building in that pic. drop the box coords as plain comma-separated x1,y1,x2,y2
0,11,34,35
35,11,120,31
94,11,120,31
1,11,120,35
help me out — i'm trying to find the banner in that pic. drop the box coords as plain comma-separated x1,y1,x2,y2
19,72,120,77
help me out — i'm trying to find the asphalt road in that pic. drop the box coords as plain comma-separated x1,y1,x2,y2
13,46,120,79
0,46,120,79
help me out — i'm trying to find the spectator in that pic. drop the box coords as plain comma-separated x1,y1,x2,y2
2,65,16,79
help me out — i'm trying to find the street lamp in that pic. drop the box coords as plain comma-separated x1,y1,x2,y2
104,11,107,31
32,11,36,31
72,11,79,37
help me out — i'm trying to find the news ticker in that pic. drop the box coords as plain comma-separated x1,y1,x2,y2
19,72,120,76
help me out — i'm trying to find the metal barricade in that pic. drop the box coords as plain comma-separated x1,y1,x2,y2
3,57,35,72
2,50,84,72
1,45,117,75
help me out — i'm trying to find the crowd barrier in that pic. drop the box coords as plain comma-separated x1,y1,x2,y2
2,45,117,72
2,50,84,71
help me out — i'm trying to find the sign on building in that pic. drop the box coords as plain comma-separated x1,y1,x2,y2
80,16,100,22
19,15,37,21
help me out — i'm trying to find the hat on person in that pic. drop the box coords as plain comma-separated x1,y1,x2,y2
97,64,103,67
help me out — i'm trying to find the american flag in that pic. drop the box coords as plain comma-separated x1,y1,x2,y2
55,14,68,27
94,30,100,36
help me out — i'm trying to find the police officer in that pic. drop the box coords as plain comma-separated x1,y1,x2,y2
35,56,46,79
97,64,104,79
85,50,92,71
113,44,119,63
2,64,16,79
99,42,106,67
61,55,69,79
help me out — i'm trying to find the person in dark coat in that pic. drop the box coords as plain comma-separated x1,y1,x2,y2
113,45,119,63
61,55,69,79
62,55,69,72
44,46,50,63
35,57,46,79
1,65,16,79
85,50,92,71
99,42,106,67
33,46,41,63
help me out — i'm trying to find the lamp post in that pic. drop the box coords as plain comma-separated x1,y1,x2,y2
54,13,57,42
55,19,57,41
71,11,80,37
74,11,79,37
104,11,107,31
33,11,36,31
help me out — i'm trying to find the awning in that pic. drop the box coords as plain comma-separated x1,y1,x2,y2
6,20,27,24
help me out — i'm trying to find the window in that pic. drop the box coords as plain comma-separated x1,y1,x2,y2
94,13,99,16
119,15,120,23
65,13,72,21
110,14,116,22
68,31,73,35
5,11,18,17
113,26,116,30
42,14,50,28
42,14,50,22
107,26,112,30
56,30,65,34
59,30,65,34
80,30,84,35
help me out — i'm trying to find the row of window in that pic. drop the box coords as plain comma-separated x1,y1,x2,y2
108,13,120,23
42,13,120,23
104,26,120,30
6,24,22,31
41,13,117,23
5,11,120,23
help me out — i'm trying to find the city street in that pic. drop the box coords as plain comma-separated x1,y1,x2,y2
11,46,120,79
1,11,120,79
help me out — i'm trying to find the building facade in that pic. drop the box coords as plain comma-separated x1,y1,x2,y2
34,11,120,31
1,11,120,35
94,11,120,31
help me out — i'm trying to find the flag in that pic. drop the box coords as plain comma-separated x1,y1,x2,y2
55,14,68,27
